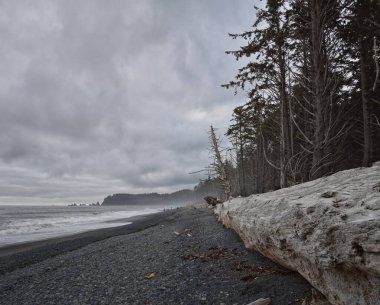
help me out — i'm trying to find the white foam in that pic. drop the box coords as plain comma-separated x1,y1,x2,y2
0,206,162,247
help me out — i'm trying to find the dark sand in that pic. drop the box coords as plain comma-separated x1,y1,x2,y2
0,205,312,305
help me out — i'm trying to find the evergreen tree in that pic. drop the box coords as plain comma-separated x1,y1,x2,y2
219,0,380,196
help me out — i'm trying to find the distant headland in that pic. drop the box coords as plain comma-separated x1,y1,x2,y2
67,178,222,207
101,190,199,206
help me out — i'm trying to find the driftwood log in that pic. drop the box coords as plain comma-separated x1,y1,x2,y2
215,164,380,305
204,196,222,207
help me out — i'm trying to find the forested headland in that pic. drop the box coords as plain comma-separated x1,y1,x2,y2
207,0,380,198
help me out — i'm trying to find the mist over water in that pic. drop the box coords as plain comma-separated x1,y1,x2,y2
0,204,171,247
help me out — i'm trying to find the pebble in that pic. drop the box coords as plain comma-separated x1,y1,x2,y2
0,206,311,305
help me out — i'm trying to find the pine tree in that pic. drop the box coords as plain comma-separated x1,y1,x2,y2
226,106,255,196
220,0,380,196
338,0,380,167
223,0,293,187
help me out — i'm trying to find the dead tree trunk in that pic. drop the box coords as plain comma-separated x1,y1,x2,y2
360,37,373,167
310,0,327,179
209,125,231,201
256,134,264,193
279,45,291,187
274,4,292,188
238,125,246,196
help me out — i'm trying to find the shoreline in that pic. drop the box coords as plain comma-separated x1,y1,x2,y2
0,204,170,249
0,205,312,305
0,209,176,274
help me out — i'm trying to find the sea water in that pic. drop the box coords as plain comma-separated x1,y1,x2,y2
0,204,167,247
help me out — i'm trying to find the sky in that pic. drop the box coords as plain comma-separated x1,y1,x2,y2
0,0,257,205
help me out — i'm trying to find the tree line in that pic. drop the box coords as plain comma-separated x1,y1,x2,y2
210,0,380,198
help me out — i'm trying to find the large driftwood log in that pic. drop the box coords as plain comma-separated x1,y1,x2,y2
215,163,380,305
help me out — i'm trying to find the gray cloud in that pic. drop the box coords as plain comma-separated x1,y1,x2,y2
0,0,255,204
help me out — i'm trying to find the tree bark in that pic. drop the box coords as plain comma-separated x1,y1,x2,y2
302,37,313,182
238,126,247,196
310,0,326,179
256,135,264,193
359,33,373,167
275,4,292,187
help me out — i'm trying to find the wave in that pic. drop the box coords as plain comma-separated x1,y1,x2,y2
0,206,163,246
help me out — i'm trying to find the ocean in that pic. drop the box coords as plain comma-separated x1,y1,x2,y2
0,204,169,247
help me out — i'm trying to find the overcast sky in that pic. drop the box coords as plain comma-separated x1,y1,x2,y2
0,0,257,205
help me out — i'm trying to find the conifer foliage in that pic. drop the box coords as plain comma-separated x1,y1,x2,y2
222,0,380,195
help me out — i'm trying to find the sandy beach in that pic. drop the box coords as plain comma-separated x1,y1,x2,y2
0,205,312,305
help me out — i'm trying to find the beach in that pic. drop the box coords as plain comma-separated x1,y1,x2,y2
0,205,311,305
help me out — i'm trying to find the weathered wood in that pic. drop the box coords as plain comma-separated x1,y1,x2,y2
216,163,380,305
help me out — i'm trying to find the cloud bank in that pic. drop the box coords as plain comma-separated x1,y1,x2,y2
0,0,255,204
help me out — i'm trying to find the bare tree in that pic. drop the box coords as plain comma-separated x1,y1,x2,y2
208,125,231,201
